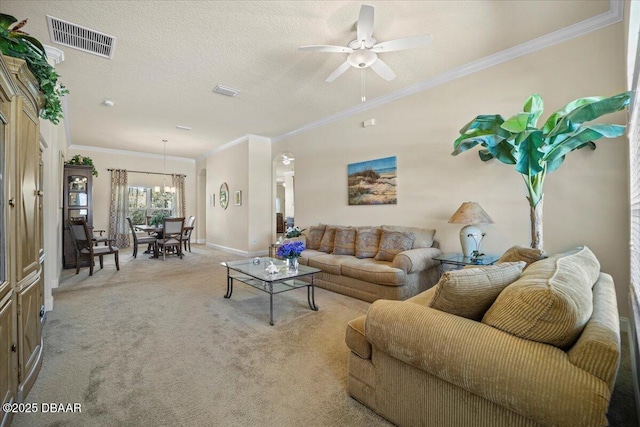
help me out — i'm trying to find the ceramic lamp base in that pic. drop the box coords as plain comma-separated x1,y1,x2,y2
459,225,482,257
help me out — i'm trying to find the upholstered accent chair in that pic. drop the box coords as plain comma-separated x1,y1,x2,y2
126,217,157,258
67,218,120,276
346,246,620,426
156,217,185,260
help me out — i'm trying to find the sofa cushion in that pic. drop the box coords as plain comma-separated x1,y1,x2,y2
498,245,548,268
355,227,382,259
308,254,353,275
483,246,600,348
299,249,327,265
429,262,526,321
375,230,415,262
345,315,371,359
341,258,407,286
333,227,356,256
381,225,436,249
306,225,326,250
318,226,337,253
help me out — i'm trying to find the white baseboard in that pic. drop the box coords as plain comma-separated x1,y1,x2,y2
206,242,268,257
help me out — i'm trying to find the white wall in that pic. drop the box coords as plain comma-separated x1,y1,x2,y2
66,147,197,236
205,136,271,255
272,23,630,316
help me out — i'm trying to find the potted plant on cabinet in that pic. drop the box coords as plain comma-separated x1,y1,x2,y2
0,13,68,124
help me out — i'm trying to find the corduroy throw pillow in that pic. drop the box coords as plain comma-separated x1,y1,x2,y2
429,262,526,321
498,245,548,268
483,246,599,348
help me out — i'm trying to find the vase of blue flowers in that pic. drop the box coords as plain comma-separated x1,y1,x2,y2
277,241,305,273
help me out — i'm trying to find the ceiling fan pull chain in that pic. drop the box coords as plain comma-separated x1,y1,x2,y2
361,69,366,103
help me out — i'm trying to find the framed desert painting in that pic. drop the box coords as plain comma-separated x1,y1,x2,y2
348,156,397,205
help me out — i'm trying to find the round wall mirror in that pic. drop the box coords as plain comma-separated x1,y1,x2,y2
219,182,229,210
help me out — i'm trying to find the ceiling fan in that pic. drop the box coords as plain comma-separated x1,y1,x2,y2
299,4,432,82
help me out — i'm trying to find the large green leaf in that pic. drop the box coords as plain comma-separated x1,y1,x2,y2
483,140,517,164
523,94,544,127
458,114,504,134
543,124,626,164
515,131,545,176
0,14,17,30
501,113,533,133
546,92,631,138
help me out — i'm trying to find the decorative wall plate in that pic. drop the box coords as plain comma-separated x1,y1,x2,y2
219,182,229,210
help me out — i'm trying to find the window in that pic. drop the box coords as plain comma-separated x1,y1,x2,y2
128,186,174,225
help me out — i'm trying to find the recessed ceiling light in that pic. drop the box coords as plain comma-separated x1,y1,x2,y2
213,85,239,97
103,100,115,107
176,125,192,130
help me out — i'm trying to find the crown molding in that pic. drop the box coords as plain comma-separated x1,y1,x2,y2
69,144,196,163
43,45,65,64
272,0,624,143
196,134,271,161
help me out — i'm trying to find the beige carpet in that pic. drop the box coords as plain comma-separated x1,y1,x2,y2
11,245,638,426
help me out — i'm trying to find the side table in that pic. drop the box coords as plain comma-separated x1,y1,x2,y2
434,252,499,273
269,242,281,259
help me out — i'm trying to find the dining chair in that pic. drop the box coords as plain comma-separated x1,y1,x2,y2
67,218,120,276
126,217,157,258
182,216,196,252
156,217,185,260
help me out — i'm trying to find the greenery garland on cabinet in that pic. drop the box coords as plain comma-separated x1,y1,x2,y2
65,155,98,177
0,13,68,124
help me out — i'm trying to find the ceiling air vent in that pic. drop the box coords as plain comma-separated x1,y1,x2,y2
213,85,239,97
46,15,116,59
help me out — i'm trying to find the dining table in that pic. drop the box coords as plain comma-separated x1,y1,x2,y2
134,224,193,258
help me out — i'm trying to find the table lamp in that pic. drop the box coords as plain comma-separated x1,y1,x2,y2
448,202,494,257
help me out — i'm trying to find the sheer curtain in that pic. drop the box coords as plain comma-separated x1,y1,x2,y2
109,169,129,247
172,174,186,218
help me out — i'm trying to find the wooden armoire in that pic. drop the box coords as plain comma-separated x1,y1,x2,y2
0,55,46,425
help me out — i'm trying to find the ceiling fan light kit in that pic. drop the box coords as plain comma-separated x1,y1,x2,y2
299,4,431,83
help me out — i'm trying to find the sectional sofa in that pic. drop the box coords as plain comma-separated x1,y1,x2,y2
295,224,442,302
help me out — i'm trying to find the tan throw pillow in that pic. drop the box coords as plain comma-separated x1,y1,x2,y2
333,227,356,255
375,230,414,262
498,245,548,268
355,227,382,259
306,225,326,250
483,246,599,348
429,262,526,321
382,225,436,249
318,226,337,253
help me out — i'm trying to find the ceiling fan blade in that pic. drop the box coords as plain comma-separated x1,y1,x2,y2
370,58,396,81
356,5,375,44
326,61,351,83
299,45,353,53
371,34,432,52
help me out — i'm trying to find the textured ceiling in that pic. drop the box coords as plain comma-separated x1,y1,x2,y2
3,1,611,159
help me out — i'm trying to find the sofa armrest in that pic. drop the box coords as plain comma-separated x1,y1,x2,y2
392,247,441,274
365,300,611,427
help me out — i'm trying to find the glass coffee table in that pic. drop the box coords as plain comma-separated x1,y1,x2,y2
434,252,499,272
221,257,320,326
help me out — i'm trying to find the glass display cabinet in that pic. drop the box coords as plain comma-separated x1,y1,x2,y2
63,165,95,268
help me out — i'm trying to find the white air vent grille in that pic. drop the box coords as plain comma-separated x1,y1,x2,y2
213,85,239,97
47,15,116,59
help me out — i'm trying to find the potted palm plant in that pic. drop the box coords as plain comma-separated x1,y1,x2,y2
452,92,631,250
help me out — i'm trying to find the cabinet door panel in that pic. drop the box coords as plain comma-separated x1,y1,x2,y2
17,276,41,388
0,297,16,426
15,99,39,282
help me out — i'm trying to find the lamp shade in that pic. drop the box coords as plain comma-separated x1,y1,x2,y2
448,202,494,225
